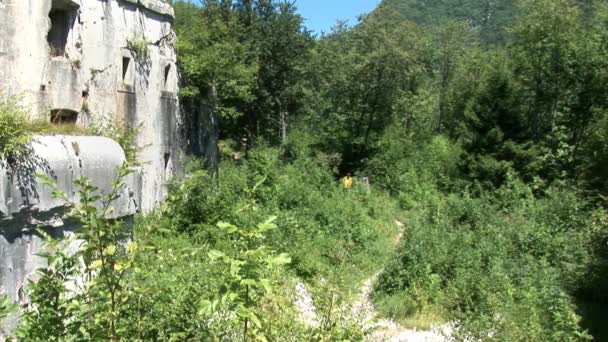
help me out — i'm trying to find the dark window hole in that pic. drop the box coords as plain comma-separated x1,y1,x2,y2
164,153,170,170
50,109,78,124
122,57,131,81
164,64,171,85
48,10,70,56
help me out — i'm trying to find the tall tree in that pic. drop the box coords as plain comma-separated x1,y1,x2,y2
251,1,312,143
302,16,432,171
175,0,258,127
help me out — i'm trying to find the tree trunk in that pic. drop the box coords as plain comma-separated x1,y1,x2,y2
277,98,287,143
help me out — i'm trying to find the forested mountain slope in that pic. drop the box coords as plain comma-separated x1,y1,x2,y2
373,0,594,45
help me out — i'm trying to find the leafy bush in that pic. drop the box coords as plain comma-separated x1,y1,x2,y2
0,293,17,335
0,98,31,159
374,171,598,340
18,166,138,341
165,142,398,284
110,140,396,340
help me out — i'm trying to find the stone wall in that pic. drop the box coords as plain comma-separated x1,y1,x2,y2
0,135,140,332
0,0,181,211
0,0,182,333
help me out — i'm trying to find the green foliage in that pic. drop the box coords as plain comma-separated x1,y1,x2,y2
306,276,366,341
126,38,150,59
201,215,291,340
367,135,461,203
26,119,91,135
8,0,608,340
0,98,32,159
167,140,398,283
18,165,138,341
0,293,17,333
105,138,394,340
376,0,517,45
374,165,598,340
175,0,312,143
302,16,432,170
175,0,257,121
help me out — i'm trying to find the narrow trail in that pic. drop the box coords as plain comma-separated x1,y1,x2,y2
295,219,451,341
353,220,450,342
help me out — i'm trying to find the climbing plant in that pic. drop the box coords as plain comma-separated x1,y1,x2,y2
126,38,150,60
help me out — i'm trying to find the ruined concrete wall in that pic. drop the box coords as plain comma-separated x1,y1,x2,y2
0,135,140,332
0,0,181,211
0,0,182,333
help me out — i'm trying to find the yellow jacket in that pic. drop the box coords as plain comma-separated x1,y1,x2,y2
342,176,353,189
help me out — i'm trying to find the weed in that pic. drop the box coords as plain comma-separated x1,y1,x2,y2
126,38,150,60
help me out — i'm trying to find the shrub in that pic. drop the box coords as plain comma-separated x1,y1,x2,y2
374,175,597,340
164,142,398,284
0,98,31,159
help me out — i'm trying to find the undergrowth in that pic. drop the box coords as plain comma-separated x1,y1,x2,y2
128,137,401,339
371,137,605,341
0,98,31,158
5,135,400,340
165,140,399,286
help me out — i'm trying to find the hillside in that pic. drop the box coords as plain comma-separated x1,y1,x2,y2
371,0,517,44
372,0,595,45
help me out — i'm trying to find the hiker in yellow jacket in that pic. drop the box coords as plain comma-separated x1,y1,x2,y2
342,172,353,190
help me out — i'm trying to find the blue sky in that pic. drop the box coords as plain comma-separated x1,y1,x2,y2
295,0,381,34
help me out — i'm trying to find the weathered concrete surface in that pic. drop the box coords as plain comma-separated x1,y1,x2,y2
0,1,184,333
0,0,182,211
0,136,139,217
0,135,139,333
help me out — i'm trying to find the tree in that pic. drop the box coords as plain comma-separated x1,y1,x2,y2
302,16,431,171
249,1,312,143
175,1,258,131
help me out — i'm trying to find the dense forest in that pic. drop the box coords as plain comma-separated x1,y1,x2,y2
2,0,608,340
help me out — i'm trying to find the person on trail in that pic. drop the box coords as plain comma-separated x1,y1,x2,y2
361,175,370,192
342,172,353,190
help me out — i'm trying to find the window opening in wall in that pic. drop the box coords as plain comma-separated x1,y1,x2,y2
164,153,171,170
164,153,171,171
122,57,131,81
164,64,171,86
50,109,78,124
47,1,77,57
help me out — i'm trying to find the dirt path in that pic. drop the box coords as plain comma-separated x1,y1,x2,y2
352,273,450,341
353,220,450,341
295,219,451,341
